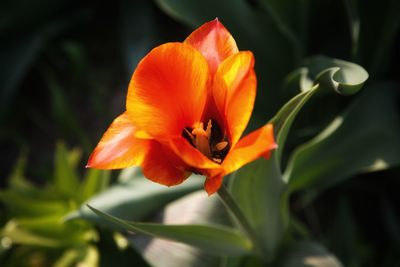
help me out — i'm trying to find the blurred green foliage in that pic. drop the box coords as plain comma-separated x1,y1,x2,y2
1,0,400,266
0,143,108,266
0,143,153,267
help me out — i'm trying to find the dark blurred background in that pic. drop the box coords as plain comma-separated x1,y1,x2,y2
0,0,189,183
1,0,400,266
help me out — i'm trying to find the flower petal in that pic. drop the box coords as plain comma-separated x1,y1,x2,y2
221,124,277,175
185,18,239,74
169,136,222,170
87,113,151,169
141,141,192,186
126,42,210,139
204,174,224,195
213,51,256,145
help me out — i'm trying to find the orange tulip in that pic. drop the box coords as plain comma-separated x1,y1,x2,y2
87,19,277,195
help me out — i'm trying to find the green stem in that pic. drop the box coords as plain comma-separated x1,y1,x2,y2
217,184,262,257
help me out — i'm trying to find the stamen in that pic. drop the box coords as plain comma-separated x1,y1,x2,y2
192,123,212,159
182,119,230,164
184,128,195,144
205,119,212,139
215,141,228,151
212,158,222,163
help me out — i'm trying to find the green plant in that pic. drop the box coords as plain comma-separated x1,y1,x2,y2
0,143,107,266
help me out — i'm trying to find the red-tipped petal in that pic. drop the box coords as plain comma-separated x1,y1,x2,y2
185,18,239,74
87,113,151,169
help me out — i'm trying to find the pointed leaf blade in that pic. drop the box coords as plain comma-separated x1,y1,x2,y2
87,205,253,257
66,167,203,223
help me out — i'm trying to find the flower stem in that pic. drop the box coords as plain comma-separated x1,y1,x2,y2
217,184,262,256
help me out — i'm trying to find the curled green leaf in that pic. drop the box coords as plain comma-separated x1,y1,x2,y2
296,55,369,95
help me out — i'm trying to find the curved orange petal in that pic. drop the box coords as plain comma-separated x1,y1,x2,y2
185,18,239,74
87,113,152,169
221,124,277,175
213,51,256,145
204,174,224,195
141,141,192,186
126,42,210,140
169,136,222,170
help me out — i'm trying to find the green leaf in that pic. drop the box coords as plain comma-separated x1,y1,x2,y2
14,216,75,237
230,56,368,260
270,85,318,160
53,249,82,267
229,96,302,259
280,241,343,267
299,55,369,95
285,83,400,195
77,245,99,267
88,205,252,257
0,191,68,217
53,245,99,267
43,69,90,150
66,167,203,223
96,228,151,267
79,169,110,203
229,158,286,261
129,191,228,267
13,216,94,244
229,85,318,259
54,142,80,197
1,220,62,248
6,149,36,194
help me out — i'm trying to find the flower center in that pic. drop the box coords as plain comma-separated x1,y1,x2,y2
182,119,230,164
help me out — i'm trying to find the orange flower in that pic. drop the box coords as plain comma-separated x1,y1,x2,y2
87,19,277,195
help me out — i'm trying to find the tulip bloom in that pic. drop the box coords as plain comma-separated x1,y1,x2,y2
87,19,277,195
